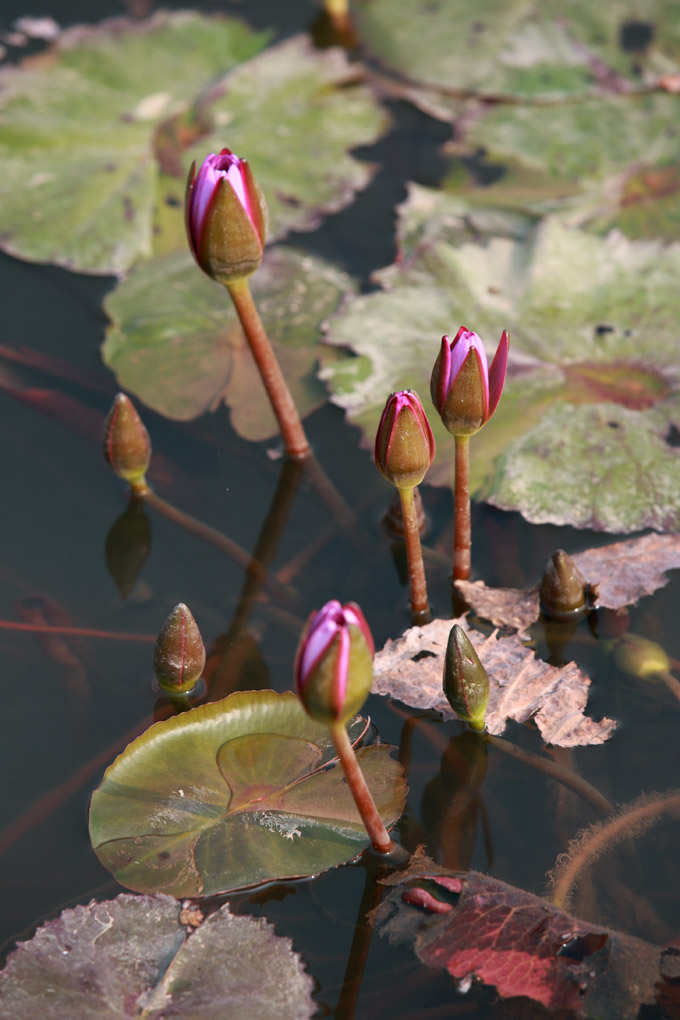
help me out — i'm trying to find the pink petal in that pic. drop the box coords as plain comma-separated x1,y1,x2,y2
487,330,509,419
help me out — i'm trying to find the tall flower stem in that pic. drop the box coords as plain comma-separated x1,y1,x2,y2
227,277,310,459
398,486,431,624
330,722,393,854
453,435,471,580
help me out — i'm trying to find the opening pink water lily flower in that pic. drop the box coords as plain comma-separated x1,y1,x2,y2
295,600,374,725
185,148,268,284
430,327,509,437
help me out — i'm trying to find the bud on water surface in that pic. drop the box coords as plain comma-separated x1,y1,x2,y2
153,603,206,694
443,624,489,731
102,393,151,488
295,600,374,725
540,550,588,620
185,148,268,284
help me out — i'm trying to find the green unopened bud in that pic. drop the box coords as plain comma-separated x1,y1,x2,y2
153,603,206,694
443,624,489,731
102,394,151,492
614,633,670,681
540,550,587,620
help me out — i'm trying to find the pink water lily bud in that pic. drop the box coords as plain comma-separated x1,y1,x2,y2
185,148,268,284
375,390,436,491
430,327,509,437
295,600,375,725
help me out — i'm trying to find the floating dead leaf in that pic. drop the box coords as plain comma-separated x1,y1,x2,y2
372,618,616,746
456,533,680,636
374,852,667,1019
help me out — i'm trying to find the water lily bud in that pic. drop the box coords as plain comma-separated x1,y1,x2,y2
614,633,670,681
540,550,588,620
430,328,508,437
153,603,206,694
102,393,151,490
185,148,268,284
295,600,374,725
375,390,436,491
443,624,489,731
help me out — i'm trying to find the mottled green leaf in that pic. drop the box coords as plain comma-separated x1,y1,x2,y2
89,691,406,897
0,894,315,1019
0,13,268,274
102,247,354,435
352,0,680,101
0,19,387,273
321,187,680,531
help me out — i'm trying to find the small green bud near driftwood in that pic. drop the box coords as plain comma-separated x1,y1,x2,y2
153,603,206,694
443,624,489,731
614,632,671,681
539,549,588,620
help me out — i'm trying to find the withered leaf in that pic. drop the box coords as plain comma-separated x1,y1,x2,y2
372,619,616,746
375,854,666,1019
457,533,680,636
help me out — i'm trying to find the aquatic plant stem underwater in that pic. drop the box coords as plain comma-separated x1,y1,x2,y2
226,277,310,459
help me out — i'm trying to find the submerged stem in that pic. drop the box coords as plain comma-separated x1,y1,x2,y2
453,436,471,580
398,486,431,624
227,277,310,459
330,722,393,854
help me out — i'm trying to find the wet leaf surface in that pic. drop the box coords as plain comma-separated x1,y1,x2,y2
103,247,354,433
457,532,680,634
0,894,315,1019
372,618,616,746
322,188,680,531
88,691,406,896
0,17,386,274
374,852,667,1018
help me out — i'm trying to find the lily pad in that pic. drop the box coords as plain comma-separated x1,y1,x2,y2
102,247,354,433
372,617,616,746
89,691,406,897
0,13,268,274
352,0,680,101
321,187,680,531
0,894,315,1019
0,18,387,274
450,91,680,239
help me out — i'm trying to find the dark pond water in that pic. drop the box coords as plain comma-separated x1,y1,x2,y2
1,1,679,1017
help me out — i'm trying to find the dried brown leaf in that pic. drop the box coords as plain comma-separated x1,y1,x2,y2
372,618,616,747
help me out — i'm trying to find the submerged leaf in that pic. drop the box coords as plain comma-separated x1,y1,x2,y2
372,618,616,746
375,854,668,1018
103,247,354,432
0,894,315,1019
89,691,405,896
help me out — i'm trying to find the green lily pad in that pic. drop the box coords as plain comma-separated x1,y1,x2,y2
448,91,680,239
321,186,680,531
0,13,268,274
102,246,354,434
0,18,387,274
0,894,315,1019
89,691,406,897
352,0,680,101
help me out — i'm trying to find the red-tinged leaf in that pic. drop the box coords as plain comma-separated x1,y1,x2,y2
374,853,667,1019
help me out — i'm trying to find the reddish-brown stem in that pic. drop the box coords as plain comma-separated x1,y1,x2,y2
227,278,310,459
141,489,294,610
453,435,471,580
398,486,431,624
0,620,155,642
330,722,393,854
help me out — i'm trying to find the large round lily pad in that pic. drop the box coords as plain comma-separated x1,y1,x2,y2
89,691,406,897
0,894,315,1019
102,246,354,433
